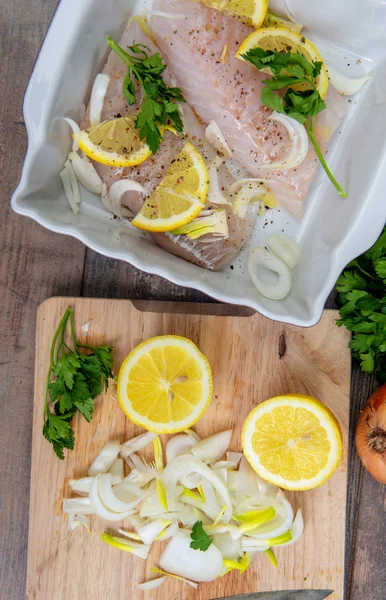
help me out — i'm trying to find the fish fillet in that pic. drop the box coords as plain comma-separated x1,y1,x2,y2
82,20,255,270
150,0,345,219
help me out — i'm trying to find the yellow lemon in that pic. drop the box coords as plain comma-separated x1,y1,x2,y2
242,394,343,490
117,335,213,433
197,0,269,29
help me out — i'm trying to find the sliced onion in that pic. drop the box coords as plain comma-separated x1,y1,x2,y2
101,533,151,559
120,432,156,458
261,112,308,170
205,121,233,157
67,513,91,534
89,73,110,126
80,319,92,332
180,504,205,527
266,233,301,269
60,164,81,215
137,519,171,545
248,247,292,300
88,441,121,476
162,455,233,522
109,180,146,213
138,577,166,591
229,179,271,218
207,157,231,205
101,183,114,213
109,458,124,482
150,567,198,589
89,476,135,521
184,429,201,442
63,497,95,515
211,460,236,470
275,509,304,547
192,430,232,464
157,521,179,540
166,434,196,463
227,452,243,468
225,158,250,181
327,65,372,96
213,533,243,561
98,473,143,513
62,117,81,151
68,151,103,194
159,530,223,582
69,477,94,496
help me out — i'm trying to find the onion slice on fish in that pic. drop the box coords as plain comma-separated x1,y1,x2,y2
262,112,308,170
109,179,146,216
68,151,103,194
327,65,372,96
60,163,81,215
266,234,301,269
207,157,231,205
89,73,110,126
61,117,81,151
248,248,292,300
229,179,273,218
205,121,233,157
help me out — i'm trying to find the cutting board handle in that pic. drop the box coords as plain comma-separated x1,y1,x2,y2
132,300,256,317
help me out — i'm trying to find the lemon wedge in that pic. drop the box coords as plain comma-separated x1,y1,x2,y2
132,142,208,232
236,26,329,98
78,115,152,167
242,394,343,490
117,335,213,433
197,0,268,28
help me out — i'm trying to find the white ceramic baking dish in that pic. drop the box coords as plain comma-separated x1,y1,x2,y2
11,0,386,326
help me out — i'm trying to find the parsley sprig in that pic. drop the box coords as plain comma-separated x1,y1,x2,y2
107,37,185,154
336,227,386,381
190,521,213,551
242,47,347,198
43,307,114,459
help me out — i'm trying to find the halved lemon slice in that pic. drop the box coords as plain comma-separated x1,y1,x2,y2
117,335,213,433
236,27,329,98
132,142,208,232
197,0,268,28
242,394,343,490
78,115,152,167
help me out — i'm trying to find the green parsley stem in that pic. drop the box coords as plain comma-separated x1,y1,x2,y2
305,123,348,198
69,309,79,351
44,307,72,419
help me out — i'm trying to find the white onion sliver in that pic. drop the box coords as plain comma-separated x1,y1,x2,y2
137,519,170,545
109,458,124,481
61,117,81,151
207,157,231,205
81,319,92,333
263,112,308,170
248,247,292,300
138,577,166,591
63,497,95,515
88,440,121,476
69,477,94,495
225,158,250,181
266,233,301,269
60,166,80,215
277,509,304,547
68,151,103,194
120,431,156,458
90,476,135,521
191,430,232,464
89,73,110,126
205,121,233,157
327,65,372,96
166,434,196,464
101,183,114,214
227,452,243,468
109,179,146,209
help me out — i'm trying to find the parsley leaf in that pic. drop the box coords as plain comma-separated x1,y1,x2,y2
336,226,386,382
242,47,347,197
43,308,114,459
107,37,185,154
190,521,213,551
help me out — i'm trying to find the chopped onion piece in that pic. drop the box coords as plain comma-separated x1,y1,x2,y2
118,529,141,541
88,441,121,476
150,567,198,589
205,121,233,157
171,209,229,240
98,473,143,513
101,532,151,559
137,519,171,545
159,530,223,582
229,179,275,218
266,233,301,269
68,513,91,535
225,158,250,181
156,521,179,540
80,319,92,333
166,434,196,463
69,477,94,495
101,183,114,213
191,430,232,464
120,431,156,458
275,509,304,547
262,112,308,170
109,180,146,213
207,157,231,205
184,429,201,442
89,476,136,521
138,577,166,591
62,117,80,151
89,73,110,126
109,458,124,482
63,497,95,515
68,151,103,194
213,532,243,561
327,65,372,96
248,247,292,300
211,460,236,470
60,165,81,215
227,452,243,468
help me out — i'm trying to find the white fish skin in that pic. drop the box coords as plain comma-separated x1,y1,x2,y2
81,20,254,270
150,0,345,219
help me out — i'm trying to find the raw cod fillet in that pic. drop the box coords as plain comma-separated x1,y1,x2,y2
82,20,255,270
150,0,345,219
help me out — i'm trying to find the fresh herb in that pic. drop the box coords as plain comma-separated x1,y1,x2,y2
107,37,185,154
242,47,347,198
336,227,386,381
190,521,213,551
43,307,114,459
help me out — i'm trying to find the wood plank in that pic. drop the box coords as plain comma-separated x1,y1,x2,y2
28,298,350,600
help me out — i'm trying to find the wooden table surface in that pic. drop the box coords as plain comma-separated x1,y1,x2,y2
0,1,385,599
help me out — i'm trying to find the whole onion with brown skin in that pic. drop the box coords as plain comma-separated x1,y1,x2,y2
356,384,386,484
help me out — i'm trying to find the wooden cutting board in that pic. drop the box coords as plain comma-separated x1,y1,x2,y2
27,298,350,600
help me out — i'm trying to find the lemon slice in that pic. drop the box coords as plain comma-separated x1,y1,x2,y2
197,0,268,28
132,142,208,232
242,394,342,490
236,27,329,98
78,115,152,167
117,335,213,433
